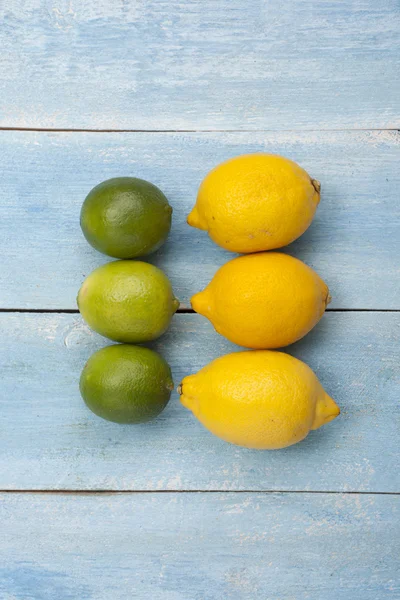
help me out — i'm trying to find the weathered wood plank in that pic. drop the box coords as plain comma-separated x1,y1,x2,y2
1,0,399,130
1,130,399,310
0,311,398,492
0,492,398,600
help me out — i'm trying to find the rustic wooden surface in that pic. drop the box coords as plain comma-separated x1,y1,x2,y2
1,1,399,130
0,0,399,598
1,130,399,310
0,312,399,492
1,493,398,600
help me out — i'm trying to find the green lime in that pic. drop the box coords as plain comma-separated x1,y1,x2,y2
80,344,174,423
80,177,172,259
77,260,179,343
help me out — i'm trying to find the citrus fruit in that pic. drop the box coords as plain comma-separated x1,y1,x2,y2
80,344,173,423
191,252,330,348
179,350,339,449
80,177,172,258
187,153,320,252
77,260,179,343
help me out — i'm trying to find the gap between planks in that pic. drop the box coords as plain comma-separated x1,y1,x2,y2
0,308,399,314
0,127,399,134
0,490,399,496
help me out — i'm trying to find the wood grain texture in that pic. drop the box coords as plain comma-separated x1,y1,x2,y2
1,1,399,595
1,0,399,130
1,492,399,600
0,311,398,492
1,129,399,310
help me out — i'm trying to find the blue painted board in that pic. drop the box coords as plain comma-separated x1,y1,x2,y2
1,130,399,310
1,492,398,600
0,311,398,492
1,0,399,596
1,1,399,130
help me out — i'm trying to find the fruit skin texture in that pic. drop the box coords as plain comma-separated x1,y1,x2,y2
179,350,340,449
77,260,179,343
191,252,330,349
80,344,173,424
80,177,172,259
187,153,320,253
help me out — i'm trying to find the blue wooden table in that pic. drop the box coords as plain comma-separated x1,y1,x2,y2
1,2,399,598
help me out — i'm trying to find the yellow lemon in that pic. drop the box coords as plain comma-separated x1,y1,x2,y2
179,350,340,449
191,252,330,349
187,153,320,252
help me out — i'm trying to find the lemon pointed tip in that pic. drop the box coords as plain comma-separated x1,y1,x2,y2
312,393,340,430
187,207,198,227
191,290,210,316
187,206,207,230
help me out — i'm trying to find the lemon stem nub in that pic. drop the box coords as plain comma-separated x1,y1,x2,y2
326,292,332,306
311,178,321,195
